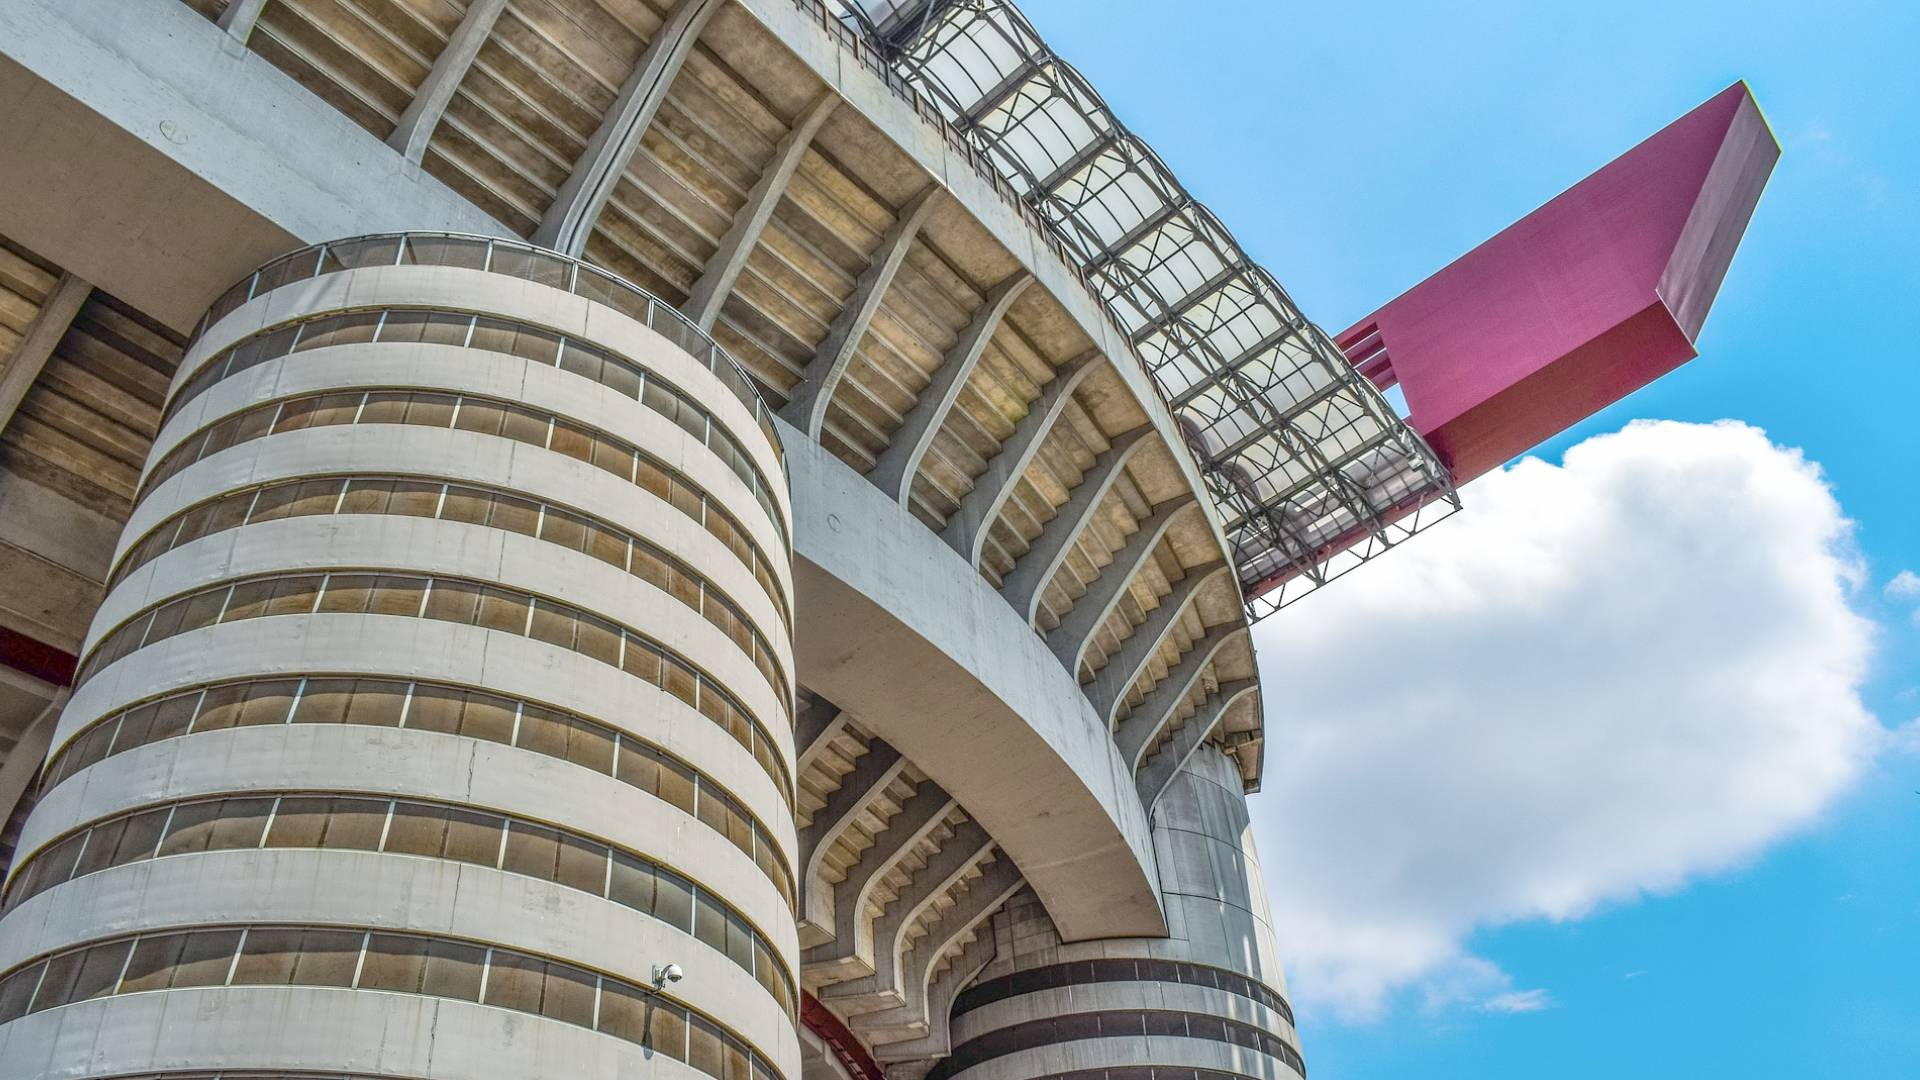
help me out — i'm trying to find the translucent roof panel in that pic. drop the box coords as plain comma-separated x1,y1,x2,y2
847,0,1458,620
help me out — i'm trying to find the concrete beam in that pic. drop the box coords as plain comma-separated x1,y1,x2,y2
780,185,938,439
995,424,1149,623
1047,496,1198,677
0,272,89,435
816,821,993,1012
682,91,839,332
794,699,847,776
216,0,268,43
1113,622,1246,770
0,688,62,876
1086,561,1231,727
1137,679,1258,813
531,0,723,256
385,0,507,164
869,270,1034,504
807,781,956,980
800,741,907,933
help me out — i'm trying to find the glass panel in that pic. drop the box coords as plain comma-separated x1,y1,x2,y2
608,850,655,913
541,962,598,1026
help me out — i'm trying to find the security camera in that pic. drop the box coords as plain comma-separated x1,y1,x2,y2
652,963,684,988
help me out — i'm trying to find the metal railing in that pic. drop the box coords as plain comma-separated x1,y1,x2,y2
195,232,786,474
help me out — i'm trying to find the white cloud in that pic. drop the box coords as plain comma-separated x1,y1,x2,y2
1248,420,1882,1021
1885,570,1920,599
1481,989,1554,1014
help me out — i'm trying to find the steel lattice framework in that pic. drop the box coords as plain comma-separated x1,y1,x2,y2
845,0,1459,619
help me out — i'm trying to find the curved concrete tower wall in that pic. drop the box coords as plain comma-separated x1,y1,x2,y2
0,235,802,1080
930,748,1302,1080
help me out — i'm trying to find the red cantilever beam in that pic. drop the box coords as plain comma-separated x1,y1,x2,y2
1337,82,1779,483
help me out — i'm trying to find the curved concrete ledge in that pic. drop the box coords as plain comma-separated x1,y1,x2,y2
949,984,1297,1049
142,339,789,579
182,262,788,523
0,851,798,1058
783,424,1161,942
88,513,787,735
941,1037,1302,1080
0,985,752,1080
41,620,795,877
118,419,787,655
17,723,794,956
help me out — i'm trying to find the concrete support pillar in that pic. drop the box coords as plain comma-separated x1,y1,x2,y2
1047,496,1197,677
781,186,939,438
869,271,1033,504
1113,622,1245,769
994,424,1148,623
533,0,723,256
385,0,508,164
1137,680,1257,811
0,273,90,436
683,91,840,332
1086,561,1230,725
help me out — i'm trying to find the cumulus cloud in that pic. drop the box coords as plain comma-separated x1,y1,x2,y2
1248,420,1881,1020
1886,570,1920,599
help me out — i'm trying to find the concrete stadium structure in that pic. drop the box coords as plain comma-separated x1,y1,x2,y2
0,2,1772,1080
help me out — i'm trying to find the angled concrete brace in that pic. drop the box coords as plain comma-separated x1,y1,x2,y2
806,781,957,978
385,0,508,164
1047,495,1199,677
941,349,1099,567
856,856,1023,1049
0,687,65,875
1086,560,1231,725
793,699,847,776
682,91,840,331
866,928,997,1060
1112,622,1247,770
869,270,1034,503
994,423,1151,623
1137,679,1259,813
780,185,940,438
0,273,91,436
217,0,269,43
800,742,906,934
532,0,723,256
817,819,994,1010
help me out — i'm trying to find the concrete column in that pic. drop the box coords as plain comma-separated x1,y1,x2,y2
0,239,800,1080
385,0,508,164
781,186,939,439
533,0,725,256
870,271,1033,504
683,91,840,332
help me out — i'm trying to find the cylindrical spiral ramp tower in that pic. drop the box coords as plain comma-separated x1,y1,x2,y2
0,233,801,1080
923,747,1303,1080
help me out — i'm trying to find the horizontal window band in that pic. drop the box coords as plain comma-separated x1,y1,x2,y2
0,922,787,1080
108,471,790,700
36,675,793,904
929,1009,1304,1080
164,304,783,539
77,568,786,771
136,387,788,624
953,958,1293,1027
3,789,796,1017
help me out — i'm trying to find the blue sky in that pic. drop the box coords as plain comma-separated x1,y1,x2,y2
1022,1,1918,1076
